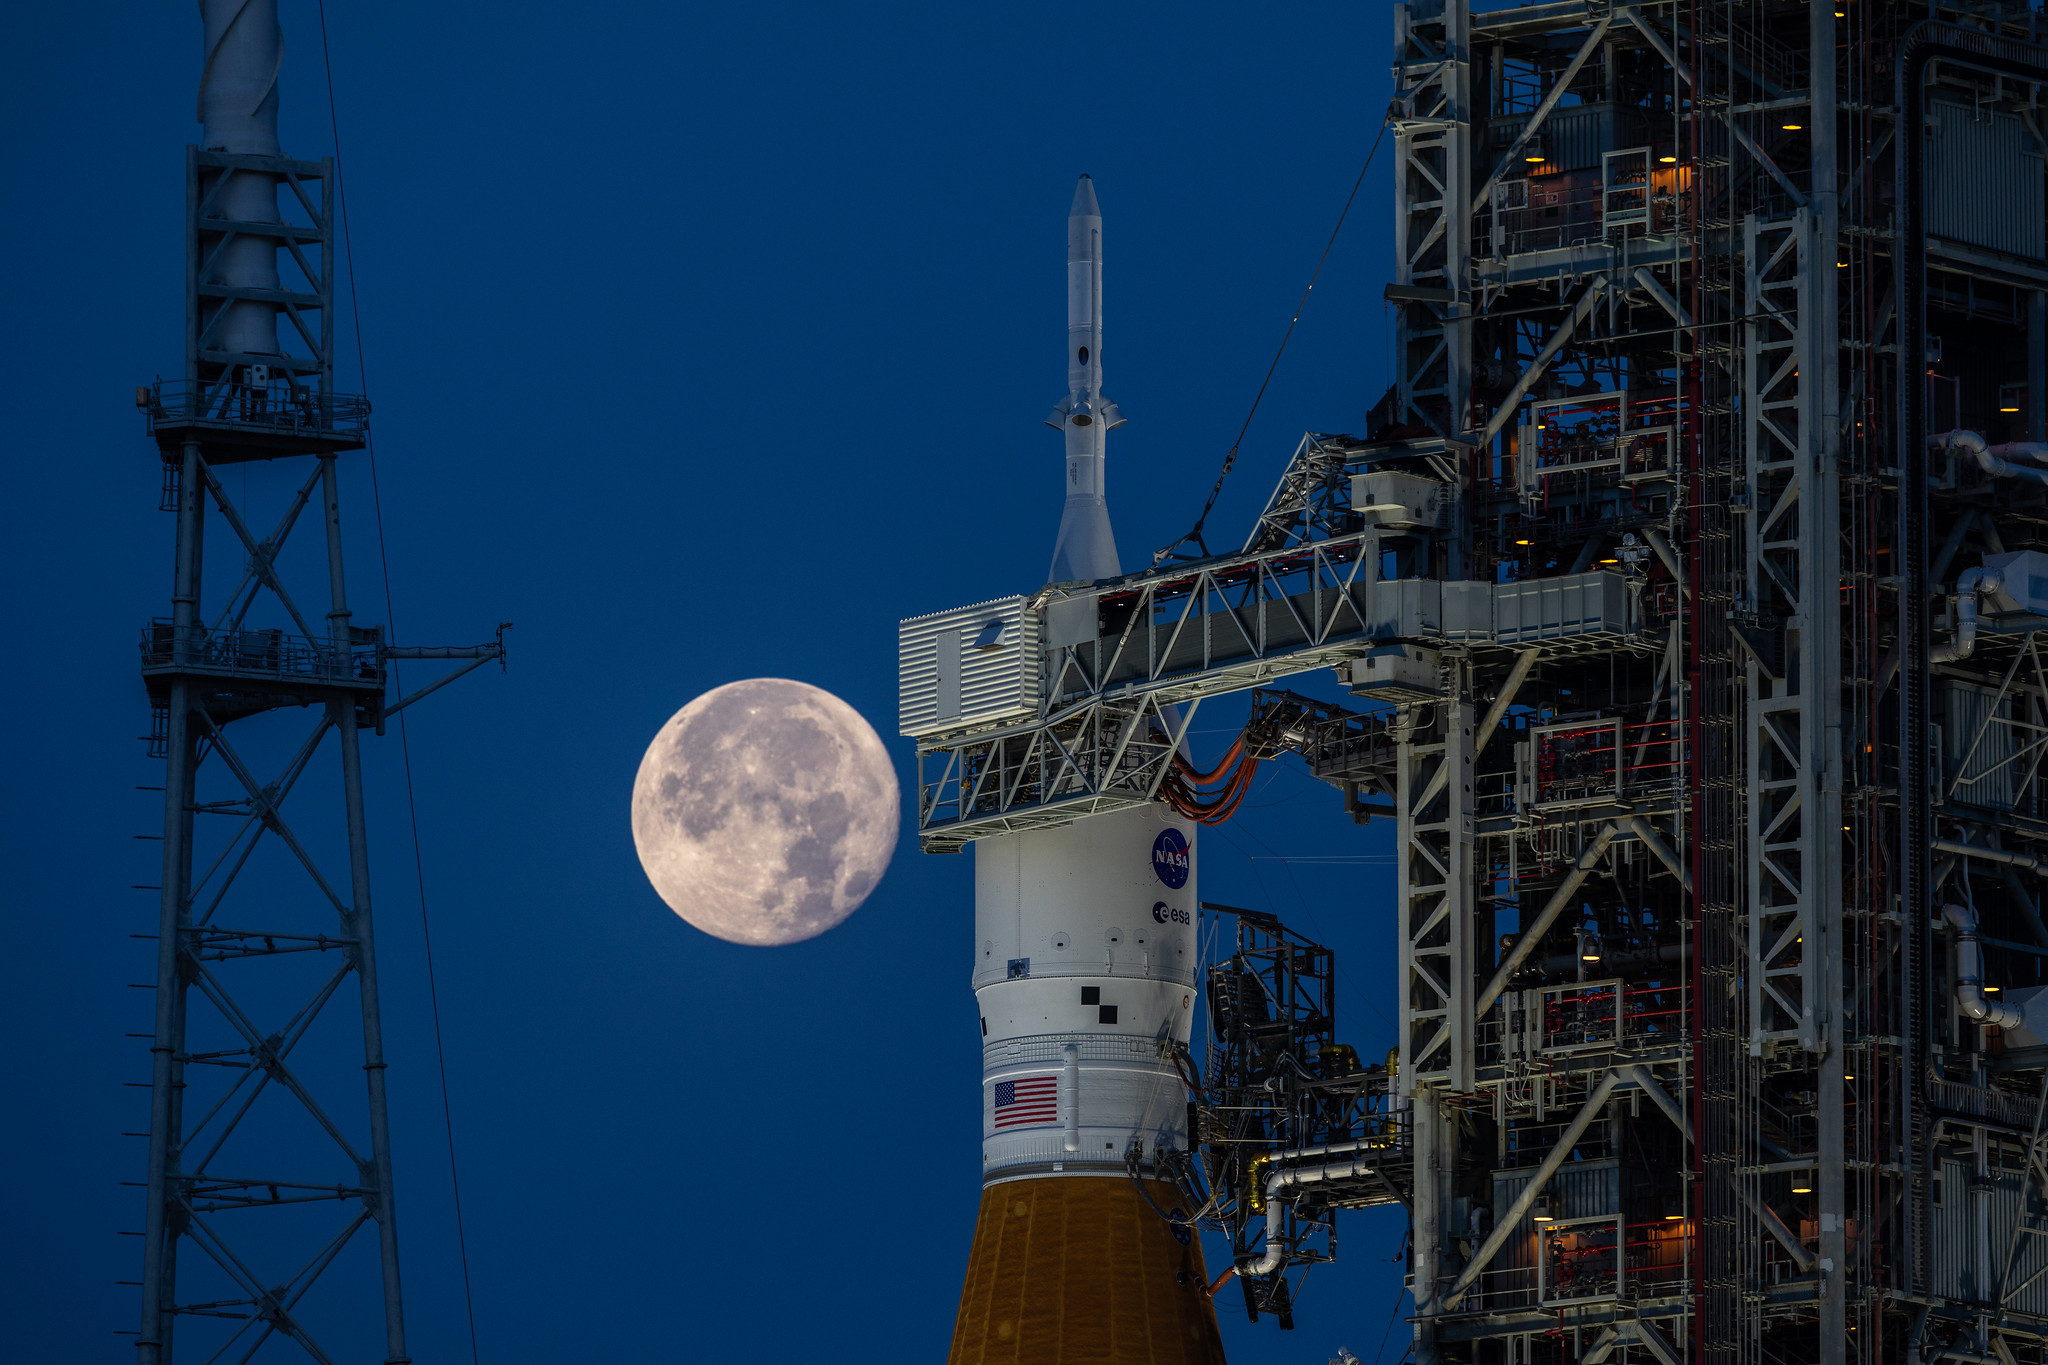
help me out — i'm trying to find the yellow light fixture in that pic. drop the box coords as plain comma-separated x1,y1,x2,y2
2003,405,2022,413
1525,152,1547,163
1986,984,2003,993
1659,154,1678,163
1783,122,1804,131
1791,1183,1814,1194
1582,950,1603,961
1664,1212,1686,1221
1843,1073,1855,1080
1533,1197,1557,1223
1515,539,1532,546
1599,558,1620,565
1837,261,1849,268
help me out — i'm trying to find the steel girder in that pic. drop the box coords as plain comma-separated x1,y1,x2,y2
913,532,1384,851
1394,0,1473,440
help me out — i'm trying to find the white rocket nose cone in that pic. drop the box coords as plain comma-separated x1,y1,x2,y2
1070,174,1100,218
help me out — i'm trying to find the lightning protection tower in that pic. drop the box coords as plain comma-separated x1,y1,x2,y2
130,5,503,1361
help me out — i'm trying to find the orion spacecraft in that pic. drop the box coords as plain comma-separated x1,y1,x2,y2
918,178,1229,1365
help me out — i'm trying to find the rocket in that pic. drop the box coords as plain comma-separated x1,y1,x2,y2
948,178,1227,1365
1046,174,1124,585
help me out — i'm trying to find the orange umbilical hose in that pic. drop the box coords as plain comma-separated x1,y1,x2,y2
1173,735,1246,786
1160,731,1261,825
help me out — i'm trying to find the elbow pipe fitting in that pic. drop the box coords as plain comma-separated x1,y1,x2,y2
1239,1173,1288,1278
1931,564,2002,663
1236,1155,1380,1278
1936,429,2048,485
1943,903,2025,1029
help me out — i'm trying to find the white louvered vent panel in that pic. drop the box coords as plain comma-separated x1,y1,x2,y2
898,596,1041,738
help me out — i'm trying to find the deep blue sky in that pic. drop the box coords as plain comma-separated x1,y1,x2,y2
2,4,1409,1361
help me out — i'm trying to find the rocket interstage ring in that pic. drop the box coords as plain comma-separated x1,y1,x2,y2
980,1031,1192,1182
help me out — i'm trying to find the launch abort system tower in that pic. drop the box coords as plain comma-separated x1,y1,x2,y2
904,2,2048,1362
131,5,501,1360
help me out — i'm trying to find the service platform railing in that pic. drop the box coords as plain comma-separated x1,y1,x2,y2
139,621,384,691
141,377,370,447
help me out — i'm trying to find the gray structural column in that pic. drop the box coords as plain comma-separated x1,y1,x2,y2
1398,682,1477,1093
1807,9,1848,1353
321,456,410,1364
138,441,204,1365
1392,0,1472,443
1398,664,1474,1365
1409,1090,1455,1365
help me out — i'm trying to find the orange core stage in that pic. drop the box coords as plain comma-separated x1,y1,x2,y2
949,1176,1228,1365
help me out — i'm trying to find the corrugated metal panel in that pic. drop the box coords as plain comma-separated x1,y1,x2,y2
1931,1155,2048,1313
1493,572,1630,644
1943,679,2021,811
2010,1173,2048,1318
1368,579,1442,639
899,596,1040,737
1442,582,1495,641
1929,99,2046,260
1488,1160,1619,1280
1490,103,1651,172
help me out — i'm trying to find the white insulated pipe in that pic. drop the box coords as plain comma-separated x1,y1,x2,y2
1933,838,2048,877
1931,565,2001,664
1943,903,2025,1028
1238,1153,1382,1277
1062,1043,1081,1153
199,0,284,361
1937,429,2048,485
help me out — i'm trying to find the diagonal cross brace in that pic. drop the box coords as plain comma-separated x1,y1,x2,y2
196,458,326,646
194,709,352,916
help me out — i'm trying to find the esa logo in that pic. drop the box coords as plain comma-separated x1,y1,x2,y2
1152,901,1191,926
1151,828,1190,889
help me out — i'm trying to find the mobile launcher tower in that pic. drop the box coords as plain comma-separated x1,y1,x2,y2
902,4,2048,1364
128,4,500,1361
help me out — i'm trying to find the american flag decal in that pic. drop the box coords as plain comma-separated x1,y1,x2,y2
993,1076,1059,1128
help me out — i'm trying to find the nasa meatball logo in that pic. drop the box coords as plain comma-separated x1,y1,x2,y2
1151,828,1190,889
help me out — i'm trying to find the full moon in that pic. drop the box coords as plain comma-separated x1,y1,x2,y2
631,678,900,945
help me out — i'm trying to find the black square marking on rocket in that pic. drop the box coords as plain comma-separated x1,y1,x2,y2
1099,1004,1119,1024
1081,986,1100,1005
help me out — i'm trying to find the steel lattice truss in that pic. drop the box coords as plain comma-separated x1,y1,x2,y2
915,527,1384,850
134,442,502,1364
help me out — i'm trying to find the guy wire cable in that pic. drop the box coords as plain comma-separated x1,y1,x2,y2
317,7,482,1361
1155,117,1392,567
